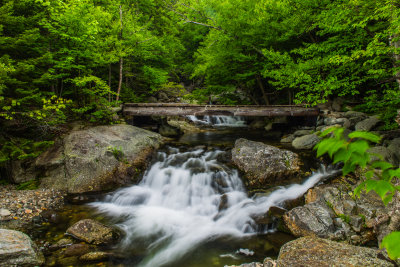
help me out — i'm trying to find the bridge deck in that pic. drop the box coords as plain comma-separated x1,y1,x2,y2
123,103,319,117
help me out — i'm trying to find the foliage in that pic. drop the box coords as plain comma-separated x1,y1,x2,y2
16,179,39,190
315,127,400,260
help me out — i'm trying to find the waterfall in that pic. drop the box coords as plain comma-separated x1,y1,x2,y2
187,115,247,127
91,147,336,267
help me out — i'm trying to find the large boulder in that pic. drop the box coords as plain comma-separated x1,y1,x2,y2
66,219,120,245
35,124,162,194
232,139,302,188
277,237,394,266
292,134,321,150
0,229,44,266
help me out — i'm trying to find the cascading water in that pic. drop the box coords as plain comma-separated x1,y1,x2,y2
187,115,247,127
91,147,337,267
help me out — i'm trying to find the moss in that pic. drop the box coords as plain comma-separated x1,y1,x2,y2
16,179,39,190
337,214,351,224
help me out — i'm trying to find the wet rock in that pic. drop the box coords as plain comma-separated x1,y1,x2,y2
49,238,74,251
292,134,321,150
226,263,263,267
232,138,302,188
249,119,266,129
64,243,90,257
38,124,162,194
66,219,120,245
280,134,295,143
167,119,203,133
79,251,110,261
277,236,394,266
159,124,180,137
355,116,381,131
0,229,45,266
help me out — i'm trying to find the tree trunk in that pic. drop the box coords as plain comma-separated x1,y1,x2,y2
390,35,400,90
108,64,112,102
116,5,124,102
256,75,269,105
116,57,123,102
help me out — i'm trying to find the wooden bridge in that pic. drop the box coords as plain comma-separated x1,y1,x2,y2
123,103,320,117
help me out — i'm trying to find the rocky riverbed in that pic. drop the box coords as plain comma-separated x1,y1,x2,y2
0,185,65,230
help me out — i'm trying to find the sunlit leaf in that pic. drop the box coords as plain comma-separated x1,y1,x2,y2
348,131,381,143
381,232,400,260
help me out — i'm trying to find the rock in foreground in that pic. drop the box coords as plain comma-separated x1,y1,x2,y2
66,219,120,245
0,229,44,266
232,138,302,188
277,236,393,266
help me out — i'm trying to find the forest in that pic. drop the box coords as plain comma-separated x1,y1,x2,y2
0,0,400,164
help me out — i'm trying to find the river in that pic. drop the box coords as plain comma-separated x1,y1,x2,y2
36,116,334,267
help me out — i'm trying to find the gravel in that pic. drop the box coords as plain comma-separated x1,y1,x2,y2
0,185,65,230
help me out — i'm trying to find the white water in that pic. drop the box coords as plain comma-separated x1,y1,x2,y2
187,115,247,127
91,147,336,267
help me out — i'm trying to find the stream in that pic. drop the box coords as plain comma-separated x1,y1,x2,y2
36,116,334,267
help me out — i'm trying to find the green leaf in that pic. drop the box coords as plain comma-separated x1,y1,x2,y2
381,232,400,260
348,140,370,155
388,168,400,179
365,180,395,204
316,138,346,158
354,181,366,197
365,170,374,179
333,148,350,164
371,161,393,171
348,131,381,143
343,162,356,176
349,151,369,169
319,127,340,137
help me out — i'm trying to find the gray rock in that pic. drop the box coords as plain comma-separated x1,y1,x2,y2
66,219,120,245
355,116,381,131
38,124,162,194
9,160,36,184
283,202,336,238
0,209,11,217
387,138,400,166
292,134,321,150
0,229,44,266
344,111,368,119
293,129,312,137
232,138,302,188
280,134,295,143
277,237,394,266
368,146,398,166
